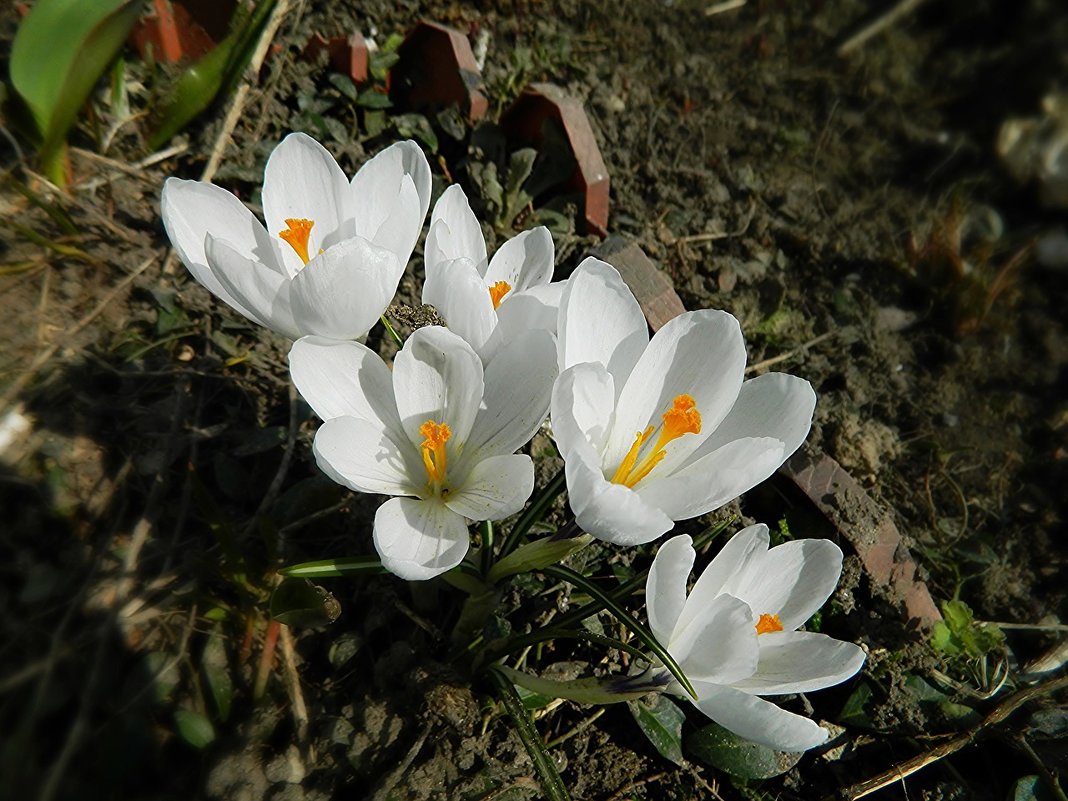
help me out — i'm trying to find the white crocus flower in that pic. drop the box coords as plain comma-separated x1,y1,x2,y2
161,133,431,340
288,326,558,580
422,184,562,363
550,258,816,546
646,525,866,751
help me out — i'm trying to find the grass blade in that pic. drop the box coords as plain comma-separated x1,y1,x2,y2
542,564,697,700
487,666,571,801
278,556,386,578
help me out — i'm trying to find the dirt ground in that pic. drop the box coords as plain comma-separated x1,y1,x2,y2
2,1,1067,800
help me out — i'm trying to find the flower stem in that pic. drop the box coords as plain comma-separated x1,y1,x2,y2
479,520,494,577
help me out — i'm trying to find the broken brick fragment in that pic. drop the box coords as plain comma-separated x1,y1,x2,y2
592,236,686,331
390,21,487,122
500,83,610,237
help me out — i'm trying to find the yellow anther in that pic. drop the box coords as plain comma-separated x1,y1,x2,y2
419,420,451,486
279,218,314,264
756,613,784,635
488,280,512,309
610,395,702,488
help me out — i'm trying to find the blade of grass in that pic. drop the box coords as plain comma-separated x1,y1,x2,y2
542,564,697,700
278,556,386,578
487,666,571,801
499,468,567,557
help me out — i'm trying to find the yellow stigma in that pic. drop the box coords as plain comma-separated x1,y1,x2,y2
488,280,512,309
419,420,451,486
756,613,784,635
279,218,314,264
610,394,702,488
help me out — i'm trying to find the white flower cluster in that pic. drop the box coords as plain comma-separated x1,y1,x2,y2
161,133,864,751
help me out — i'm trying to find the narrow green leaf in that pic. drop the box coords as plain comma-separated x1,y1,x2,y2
499,469,567,558
487,667,571,801
10,0,141,182
488,534,592,584
174,709,216,749
686,722,803,779
628,694,686,766
278,556,386,578
495,664,659,705
542,564,697,700
201,623,233,722
148,0,279,150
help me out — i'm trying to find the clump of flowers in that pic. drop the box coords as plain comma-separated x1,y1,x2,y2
161,133,866,789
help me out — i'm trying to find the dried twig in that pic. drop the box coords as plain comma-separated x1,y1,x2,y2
839,673,1068,800
746,331,835,374
837,0,926,57
705,0,747,17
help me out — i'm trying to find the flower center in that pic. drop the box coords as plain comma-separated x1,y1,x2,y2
755,613,784,635
419,419,451,488
610,394,702,488
278,218,314,264
488,280,512,309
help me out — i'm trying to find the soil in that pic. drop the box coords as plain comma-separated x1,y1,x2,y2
2,1,1067,800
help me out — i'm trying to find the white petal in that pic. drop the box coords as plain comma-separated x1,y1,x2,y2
670,593,758,684
288,336,400,428
313,417,419,496
676,525,769,634
205,233,298,336
351,140,431,262
646,535,695,646
425,184,487,272
422,257,498,357
605,309,746,477
445,454,534,520
683,373,816,469
558,258,648,388
462,330,557,464
495,281,565,342
374,497,470,581
161,178,283,310
633,437,785,521
392,326,484,449
287,236,399,340
550,363,616,461
262,133,355,275
732,631,866,695
564,449,673,545
730,539,845,631
689,682,829,752
483,226,555,294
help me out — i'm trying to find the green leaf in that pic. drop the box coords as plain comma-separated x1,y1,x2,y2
499,469,567,558
495,664,666,705
838,681,874,728
269,578,342,627
174,709,216,749
201,624,233,722
148,0,279,150
628,694,686,766
356,88,392,109
486,667,571,801
278,556,386,578
488,534,593,584
542,564,698,701
9,0,141,183
686,722,803,780
1012,775,1054,801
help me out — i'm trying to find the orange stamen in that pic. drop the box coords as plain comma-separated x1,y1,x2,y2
419,420,452,486
278,218,314,264
756,613,784,635
488,280,512,309
610,395,702,488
